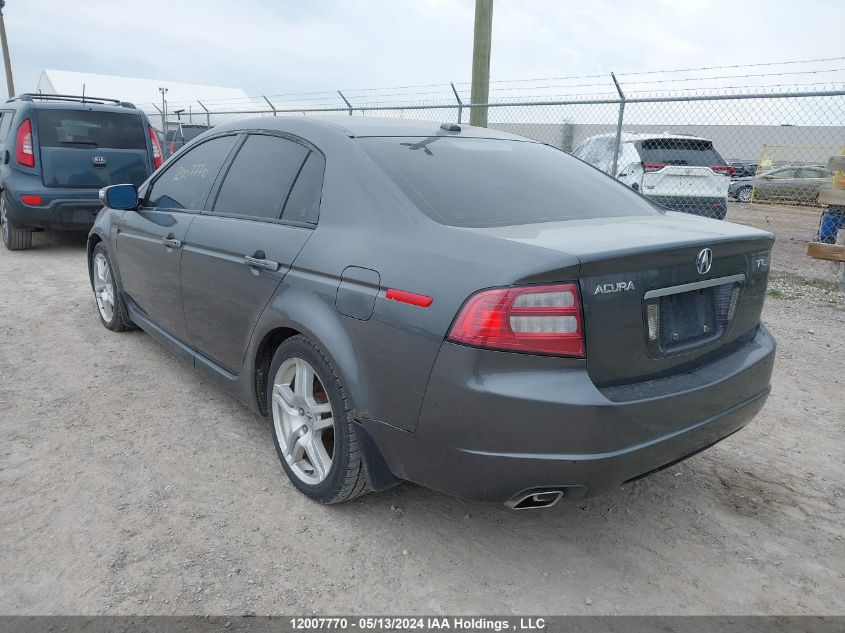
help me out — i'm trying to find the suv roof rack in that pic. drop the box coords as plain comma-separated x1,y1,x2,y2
7,93,137,109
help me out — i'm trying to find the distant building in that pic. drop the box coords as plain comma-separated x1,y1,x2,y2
36,69,253,130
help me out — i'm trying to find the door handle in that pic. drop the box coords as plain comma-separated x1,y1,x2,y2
244,255,280,271
161,238,182,249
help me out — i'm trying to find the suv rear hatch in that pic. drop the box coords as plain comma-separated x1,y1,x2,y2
36,109,150,188
474,214,773,387
636,138,731,207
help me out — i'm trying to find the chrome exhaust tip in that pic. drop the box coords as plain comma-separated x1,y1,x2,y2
505,489,564,510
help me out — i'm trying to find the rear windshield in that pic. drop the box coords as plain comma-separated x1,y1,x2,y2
36,109,146,150
636,138,724,167
359,136,660,227
182,126,210,142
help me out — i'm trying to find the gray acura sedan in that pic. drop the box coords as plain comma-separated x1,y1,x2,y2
88,117,776,509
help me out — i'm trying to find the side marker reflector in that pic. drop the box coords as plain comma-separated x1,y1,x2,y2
20,194,43,206
386,288,433,308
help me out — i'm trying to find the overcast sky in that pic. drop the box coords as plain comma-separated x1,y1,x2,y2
5,0,845,105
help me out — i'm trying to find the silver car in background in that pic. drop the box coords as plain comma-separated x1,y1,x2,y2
729,166,832,205
571,133,732,219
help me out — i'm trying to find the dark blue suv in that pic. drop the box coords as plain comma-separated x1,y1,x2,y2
0,93,163,250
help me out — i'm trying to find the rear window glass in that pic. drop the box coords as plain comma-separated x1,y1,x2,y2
213,134,309,220
359,136,659,227
282,151,325,224
182,126,210,142
636,138,724,167
36,109,146,150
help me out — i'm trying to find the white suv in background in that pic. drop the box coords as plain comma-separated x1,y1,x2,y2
571,133,733,219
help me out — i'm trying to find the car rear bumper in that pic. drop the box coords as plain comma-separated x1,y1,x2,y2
647,195,727,216
361,325,775,505
4,191,102,231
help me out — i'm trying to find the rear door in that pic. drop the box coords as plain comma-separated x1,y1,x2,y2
636,138,730,200
797,168,832,204
0,110,14,168
180,133,322,373
35,108,152,188
116,134,239,344
756,168,798,203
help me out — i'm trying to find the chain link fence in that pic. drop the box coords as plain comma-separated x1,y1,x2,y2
144,88,845,227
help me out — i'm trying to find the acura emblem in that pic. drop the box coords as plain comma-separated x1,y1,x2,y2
696,248,713,275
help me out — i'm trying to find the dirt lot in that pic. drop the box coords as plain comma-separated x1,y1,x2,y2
1,202,843,616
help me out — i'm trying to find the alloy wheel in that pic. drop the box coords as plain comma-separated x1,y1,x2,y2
738,187,752,203
92,252,116,323
271,357,335,485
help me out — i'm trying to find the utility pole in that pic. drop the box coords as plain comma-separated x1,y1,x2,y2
158,87,168,138
469,0,493,128
0,1,15,98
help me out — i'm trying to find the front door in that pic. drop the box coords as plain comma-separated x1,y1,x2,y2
116,134,239,343
181,133,325,373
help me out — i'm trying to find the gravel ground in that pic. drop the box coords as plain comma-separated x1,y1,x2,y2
0,202,843,616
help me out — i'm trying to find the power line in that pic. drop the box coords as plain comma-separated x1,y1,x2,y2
481,55,845,86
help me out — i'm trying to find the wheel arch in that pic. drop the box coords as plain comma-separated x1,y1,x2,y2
86,230,107,288
250,313,398,493
250,304,367,421
252,326,302,416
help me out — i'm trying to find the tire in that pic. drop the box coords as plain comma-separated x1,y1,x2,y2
737,186,753,204
90,242,130,331
1,194,33,251
267,335,370,504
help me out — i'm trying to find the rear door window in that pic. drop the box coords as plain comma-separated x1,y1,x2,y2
212,134,309,220
0,111,13,142
636,138,724,167
145,135,238,211
799,168,830,179
282,152,325,224
359,136,660,228
35,109,146,149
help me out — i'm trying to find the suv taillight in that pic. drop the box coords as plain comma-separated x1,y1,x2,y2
642,162,665,172
448,283,585,357
711,164,734,176
149,126,163,169
15,119,34,168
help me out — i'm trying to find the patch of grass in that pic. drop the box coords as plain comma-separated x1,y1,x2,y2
767,289,785,298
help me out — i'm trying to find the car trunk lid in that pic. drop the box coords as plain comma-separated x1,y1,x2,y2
465,213,774,386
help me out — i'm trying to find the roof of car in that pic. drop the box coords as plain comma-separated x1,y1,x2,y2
211,116,533,141
23,102,142,115
7,94,142,114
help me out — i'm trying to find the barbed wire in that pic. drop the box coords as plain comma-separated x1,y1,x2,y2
155,56,845,108
157,56,845,109
139,82,845,116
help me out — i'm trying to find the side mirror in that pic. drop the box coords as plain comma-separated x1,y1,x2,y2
100,184,139,210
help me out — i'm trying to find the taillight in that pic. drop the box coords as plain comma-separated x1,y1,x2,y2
15,119,34,168
643,162,665,172
149,126,163,169
448,283,584,357
20,194,43,206
711,165,734,176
